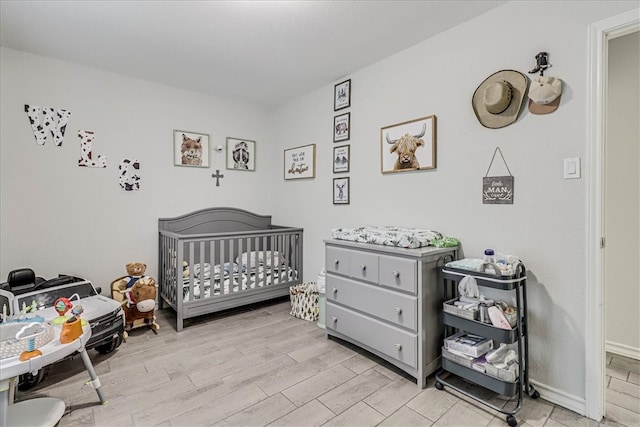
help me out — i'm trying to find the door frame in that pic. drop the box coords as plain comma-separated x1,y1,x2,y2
586,8,639,422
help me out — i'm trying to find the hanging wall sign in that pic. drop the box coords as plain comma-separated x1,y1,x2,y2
483,147,514,205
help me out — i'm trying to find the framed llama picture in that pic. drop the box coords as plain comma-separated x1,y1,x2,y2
174,130,209,168
333,113,350,142
380,115,437,174
333,145,350,173
226,137,256,171
334,79,351,111
333,177,350,204
284,143,316,180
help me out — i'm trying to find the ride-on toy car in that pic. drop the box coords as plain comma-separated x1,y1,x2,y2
0,268,125,389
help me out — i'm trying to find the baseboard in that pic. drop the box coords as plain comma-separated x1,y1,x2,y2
606,341,640,361
529,379,587,417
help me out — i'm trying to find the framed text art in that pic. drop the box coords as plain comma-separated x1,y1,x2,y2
174,130,209,168
334,79,351,111
380,115,437,174
333,177,350,204
333,113,350,142
284,144,316,180
333,145,350,173
226,137,256,171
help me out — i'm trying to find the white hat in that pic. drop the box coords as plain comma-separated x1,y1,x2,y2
528,76,562,115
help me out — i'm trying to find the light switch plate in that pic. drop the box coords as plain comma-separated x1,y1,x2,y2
564,157,581,179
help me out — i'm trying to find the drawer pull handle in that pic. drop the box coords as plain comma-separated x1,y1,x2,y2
392,271,400,278
334,259,339,265
360,264,366,271
394,307,402,314
332,288,338,294
332,317,338,323
394,344,402,351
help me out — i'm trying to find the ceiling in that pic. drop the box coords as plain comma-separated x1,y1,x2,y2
0,1,506,110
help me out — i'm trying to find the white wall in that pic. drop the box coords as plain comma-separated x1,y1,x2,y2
269,0,639,413
0,47,273,288
2,0,639,416
605,31,640,358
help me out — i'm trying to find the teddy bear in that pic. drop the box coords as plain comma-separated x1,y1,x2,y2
111,262,159,333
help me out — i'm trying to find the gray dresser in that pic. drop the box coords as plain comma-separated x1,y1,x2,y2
324,239,457,388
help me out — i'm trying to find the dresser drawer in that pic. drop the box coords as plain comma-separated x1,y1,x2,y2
348,250,379,284
326,275,417,331
326,246,350,276
327,302,417,369
379,255,417,293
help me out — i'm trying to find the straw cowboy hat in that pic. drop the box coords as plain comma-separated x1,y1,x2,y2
472,70,528,129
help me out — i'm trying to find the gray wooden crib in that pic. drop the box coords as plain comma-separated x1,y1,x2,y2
158,207,303,331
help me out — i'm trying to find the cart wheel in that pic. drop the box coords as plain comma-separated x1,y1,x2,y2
435,381,444,391
507,415,517,426
526,384,540,399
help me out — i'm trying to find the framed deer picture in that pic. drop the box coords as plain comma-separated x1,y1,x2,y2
333,177,350,205
380,115,437,174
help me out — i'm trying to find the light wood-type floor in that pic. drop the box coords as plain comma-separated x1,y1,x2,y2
14,298,640,426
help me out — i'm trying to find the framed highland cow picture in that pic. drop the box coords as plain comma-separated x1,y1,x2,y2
174,130,209,168
226,137,256,171
380,115,436,174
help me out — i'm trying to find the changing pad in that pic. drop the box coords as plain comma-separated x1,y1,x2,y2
331,225,458,249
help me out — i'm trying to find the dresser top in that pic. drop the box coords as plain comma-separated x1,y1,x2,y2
324,238,457,259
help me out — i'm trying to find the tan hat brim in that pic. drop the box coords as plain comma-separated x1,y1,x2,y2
529,96,561,115
472,70,529,129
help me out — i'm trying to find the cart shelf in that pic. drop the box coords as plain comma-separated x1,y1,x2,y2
436,261,538,427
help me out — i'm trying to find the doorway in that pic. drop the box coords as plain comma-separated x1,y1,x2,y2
586,8,640,423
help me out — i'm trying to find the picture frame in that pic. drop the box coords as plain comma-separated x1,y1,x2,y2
333,177,350,204
334,79,351,111
333,113,350,142
380,115,437,174
333,145,350,173
173,129,209,168
284,143,316,180
226,137,256,171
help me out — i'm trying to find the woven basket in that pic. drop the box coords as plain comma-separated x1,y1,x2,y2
0,322,55,359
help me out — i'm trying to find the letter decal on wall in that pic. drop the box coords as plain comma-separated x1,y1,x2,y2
77,130,107,168
24,104,71,146
119,159,140,191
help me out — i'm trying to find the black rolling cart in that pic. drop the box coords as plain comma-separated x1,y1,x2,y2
435,262,539,427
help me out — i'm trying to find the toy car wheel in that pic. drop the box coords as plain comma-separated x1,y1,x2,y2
95,333,124,354
18,369,46,390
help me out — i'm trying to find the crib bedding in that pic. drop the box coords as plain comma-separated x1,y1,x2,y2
182,262,297,301
331,225,458,249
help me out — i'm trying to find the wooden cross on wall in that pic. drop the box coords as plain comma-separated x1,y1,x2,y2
212,169,224,187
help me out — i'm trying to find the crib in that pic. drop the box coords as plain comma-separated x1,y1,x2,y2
158,207,303,331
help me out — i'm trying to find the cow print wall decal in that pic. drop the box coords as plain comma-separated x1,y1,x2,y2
119,159,140,191
24,104,71,146
77,130,107,168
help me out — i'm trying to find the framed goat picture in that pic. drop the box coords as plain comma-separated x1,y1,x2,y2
334,79,351,111
333,113,350,142
333,145,350,173
226,137,256,171
284,143,316,180
174,130,210,168
333,177,350,205
380,115,436,174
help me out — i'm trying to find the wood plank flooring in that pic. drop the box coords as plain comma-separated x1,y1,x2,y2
13,299,639,426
